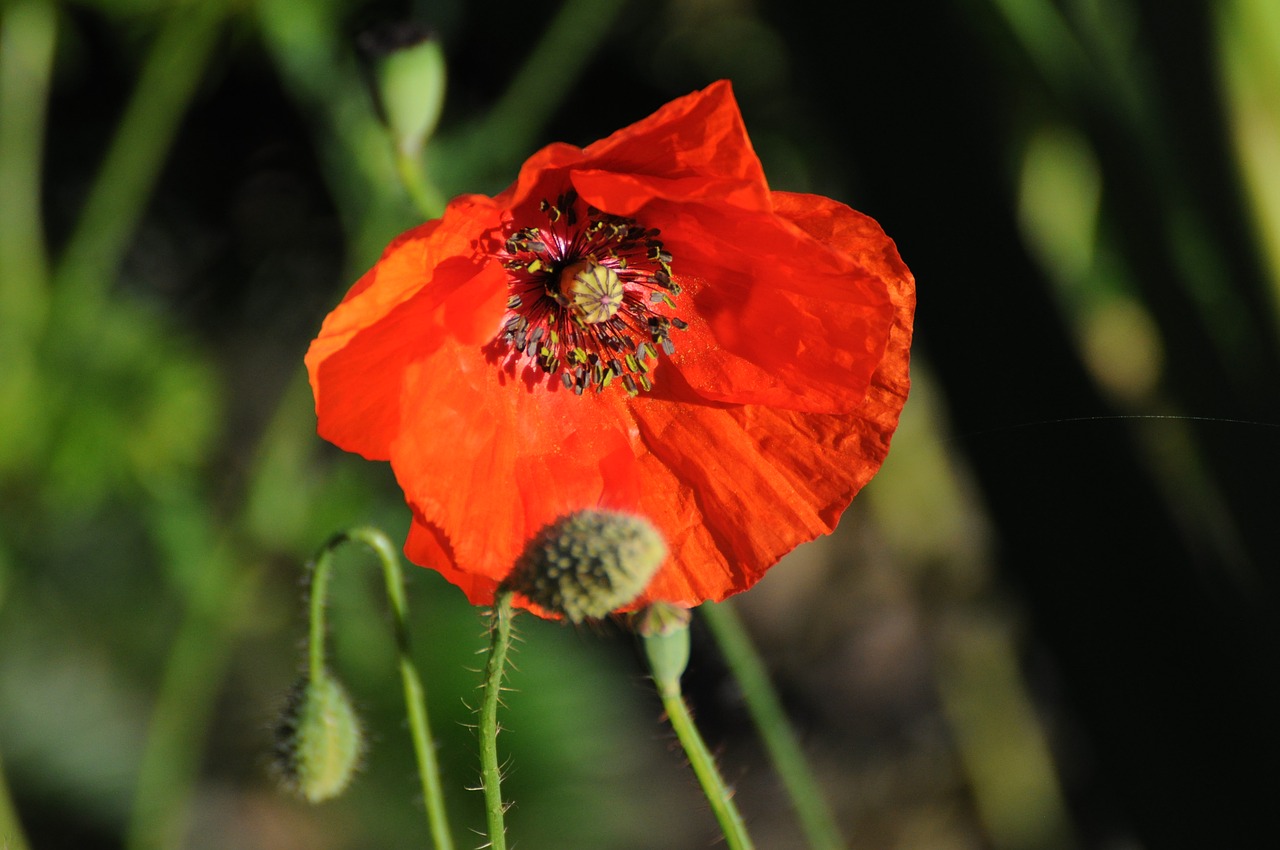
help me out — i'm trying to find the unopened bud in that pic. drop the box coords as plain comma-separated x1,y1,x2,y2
504,510,667,623
272,672,365,803
638,602,692,692
359,23,446,156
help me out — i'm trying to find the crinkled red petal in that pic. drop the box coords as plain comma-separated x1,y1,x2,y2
581,81,768,201
389,335,646,588
624,194,915,606
570,170,896,413
498,81,770,216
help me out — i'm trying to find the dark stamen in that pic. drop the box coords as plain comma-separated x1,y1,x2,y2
492,190,689,395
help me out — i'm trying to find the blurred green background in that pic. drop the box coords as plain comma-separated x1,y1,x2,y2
2,0,1278,848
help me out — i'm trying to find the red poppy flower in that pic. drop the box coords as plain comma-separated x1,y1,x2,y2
306,81,914,613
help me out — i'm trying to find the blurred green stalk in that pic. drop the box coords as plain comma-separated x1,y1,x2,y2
1218,0,1280,307
701,601,846,850
936,615,1079,850
125,526,248,850
2,2,243,846
477,0,627,163
51,7,244,848
54,0,228,317
0,746,32,850
254,0,418,267
986,0,1259,383
395,148,446,220
0,0,56,336
127,374,323,849
433,0,628,195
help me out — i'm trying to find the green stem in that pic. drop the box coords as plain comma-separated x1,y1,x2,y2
394,147,446,220
312,529,456,850
479,590,516,850
652,674,754,850
0,745,32,850
308,540,335,682
701,601,846,850
53,0,226,313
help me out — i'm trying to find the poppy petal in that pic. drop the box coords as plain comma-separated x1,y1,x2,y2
570,169,767,217
622,401,872,605
405,516,499,604
564,171,899,412
582,81,768,192
305,199,506,460
388,339,646,583
625,221,914,605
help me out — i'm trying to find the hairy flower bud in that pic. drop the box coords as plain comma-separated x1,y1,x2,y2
504,510,667,623
272,672,365,803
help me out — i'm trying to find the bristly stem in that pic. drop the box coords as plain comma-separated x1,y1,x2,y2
652,668,755,850
640,604,754,850
311,528,456,850
701,601,846,849
479,589,516,850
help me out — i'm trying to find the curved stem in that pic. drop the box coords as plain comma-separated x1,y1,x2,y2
310,528,456,850
307,538,335,682
701,601,845,849
479,589,515,850
652,675,755,850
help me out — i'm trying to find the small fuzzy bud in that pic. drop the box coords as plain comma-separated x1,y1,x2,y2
638,602,692,693
504,510,667,623
272,672,365,803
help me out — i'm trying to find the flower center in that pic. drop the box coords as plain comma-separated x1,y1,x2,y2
495,189,687,396
559,260,624,324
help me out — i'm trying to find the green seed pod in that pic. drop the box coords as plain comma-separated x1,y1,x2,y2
504,510,667,623
637,602,692,693
272,671,365,803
